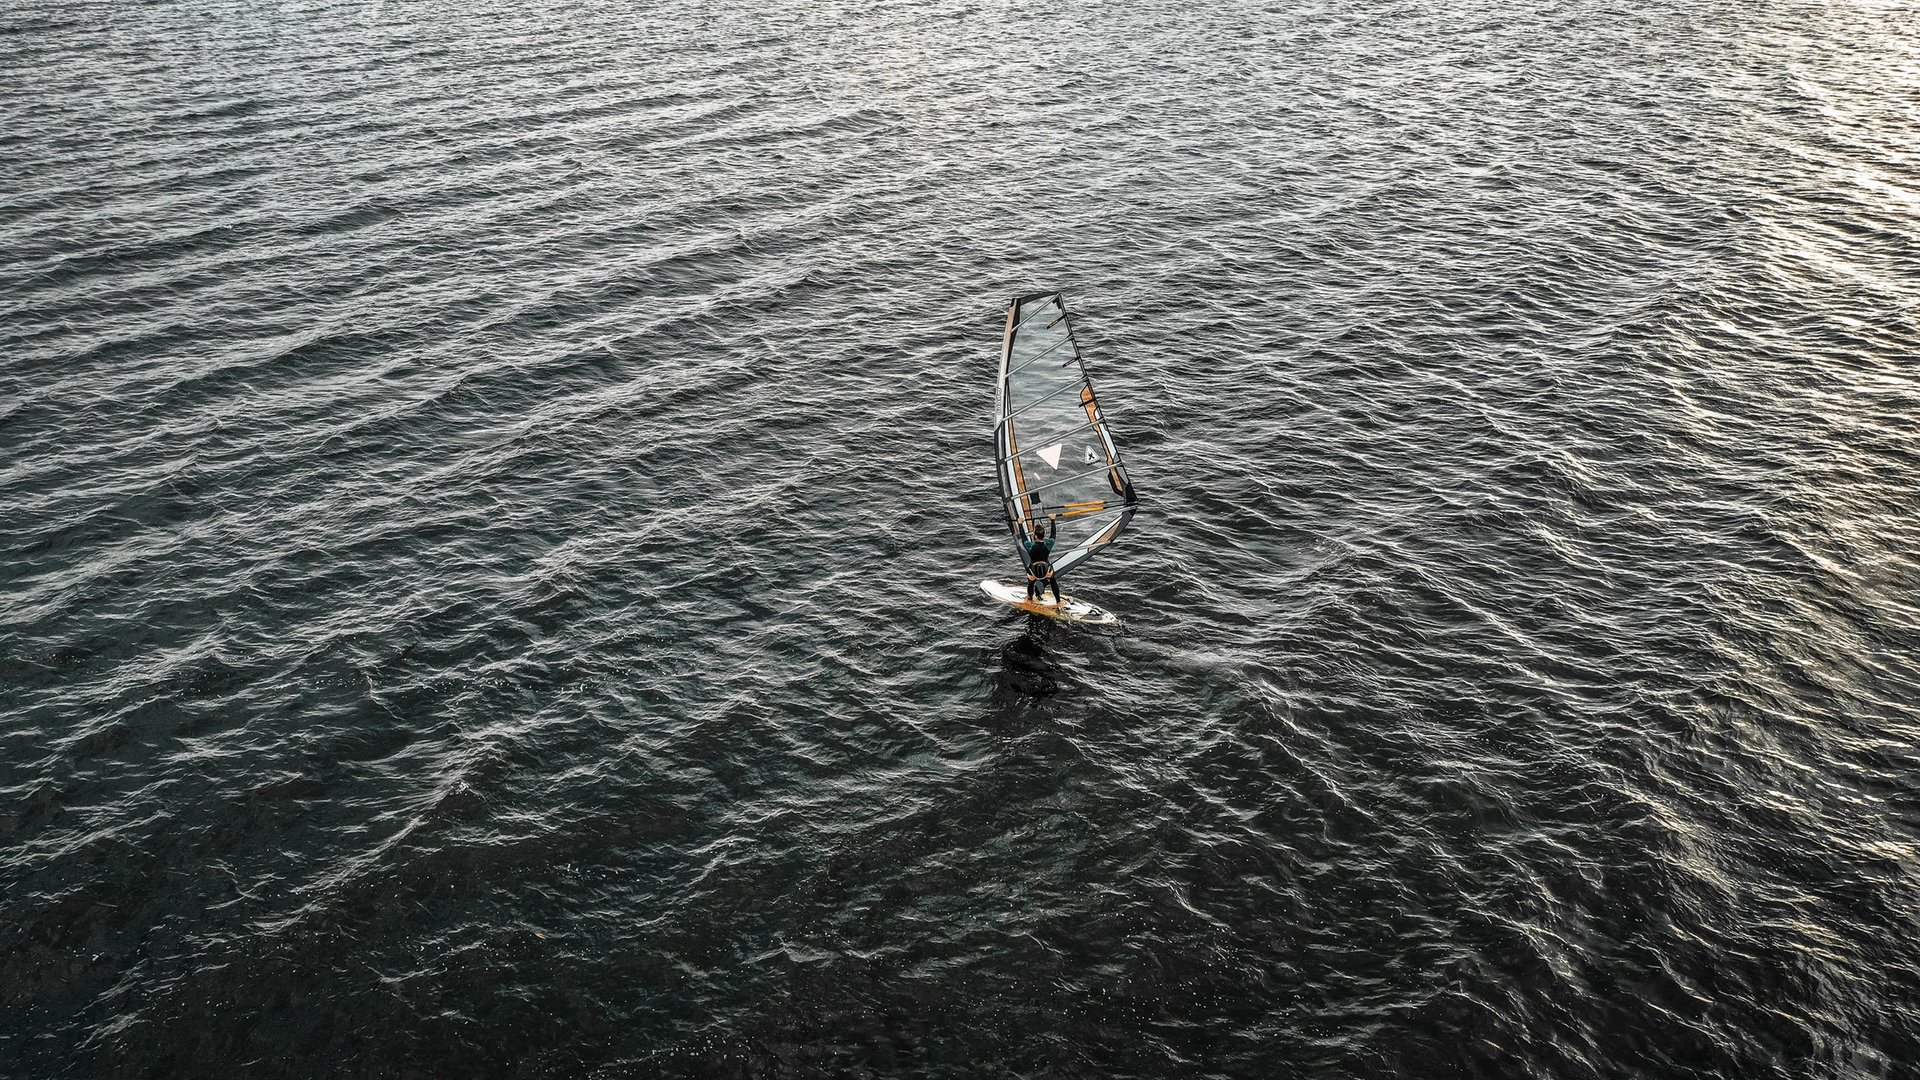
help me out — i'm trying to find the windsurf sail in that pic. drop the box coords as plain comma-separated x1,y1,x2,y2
994,291,1138,579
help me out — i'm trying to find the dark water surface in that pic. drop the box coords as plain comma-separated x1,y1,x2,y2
6,0,1920,1076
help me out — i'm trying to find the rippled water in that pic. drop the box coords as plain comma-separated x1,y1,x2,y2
6,0,1920,1076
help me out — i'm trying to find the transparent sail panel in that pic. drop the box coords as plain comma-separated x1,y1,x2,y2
995,292,1137,578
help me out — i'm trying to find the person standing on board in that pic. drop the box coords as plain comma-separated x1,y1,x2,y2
1024,517,1064,605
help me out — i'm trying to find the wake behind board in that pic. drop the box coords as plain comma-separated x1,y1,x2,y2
980,580,1120,625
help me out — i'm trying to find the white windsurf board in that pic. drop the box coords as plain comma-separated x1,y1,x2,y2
979,579,1120,625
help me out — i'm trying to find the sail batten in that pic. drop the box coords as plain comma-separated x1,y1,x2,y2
1000,378,1091,423
997,420,1102,465
1000,462,1119,502
1006,335,1083,376
994,292,1138,580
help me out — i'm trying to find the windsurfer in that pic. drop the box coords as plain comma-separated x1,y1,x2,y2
1024,517,1064,605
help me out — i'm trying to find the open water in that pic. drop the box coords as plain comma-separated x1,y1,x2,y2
5,0,1920,1077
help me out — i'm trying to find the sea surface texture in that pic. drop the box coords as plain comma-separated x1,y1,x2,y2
5,0,1919,1077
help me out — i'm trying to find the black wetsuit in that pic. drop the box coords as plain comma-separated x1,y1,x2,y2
1024,534,1062,602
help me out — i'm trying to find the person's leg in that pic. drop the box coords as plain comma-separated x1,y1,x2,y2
1049,577,1063,603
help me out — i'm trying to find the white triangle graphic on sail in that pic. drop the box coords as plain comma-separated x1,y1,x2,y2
1038,444,1063,469
1083,445,1099,464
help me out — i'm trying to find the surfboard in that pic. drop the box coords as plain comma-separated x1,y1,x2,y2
979,579,1120,624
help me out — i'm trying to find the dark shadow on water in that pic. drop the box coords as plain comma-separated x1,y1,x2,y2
989,616,1071,703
